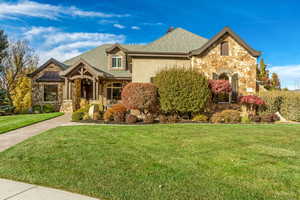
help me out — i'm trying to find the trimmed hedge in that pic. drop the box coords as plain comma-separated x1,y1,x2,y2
192,114,208,122
154,67,211,114
259,91,300,121
43,104,55,113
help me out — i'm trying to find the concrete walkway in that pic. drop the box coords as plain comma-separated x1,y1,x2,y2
0,114,71,152
0,178,98,200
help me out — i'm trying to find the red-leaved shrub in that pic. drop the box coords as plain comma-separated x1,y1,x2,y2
239,95,265,106
121,83,159,113
209,80,232,94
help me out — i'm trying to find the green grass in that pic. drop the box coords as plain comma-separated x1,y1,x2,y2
0,124,300,200
0,112,63,134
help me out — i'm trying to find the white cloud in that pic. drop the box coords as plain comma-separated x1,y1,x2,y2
24,26,58,39
98,19,118,24
23,26,126,64
113,24,126,29
0,0,130,20
131,26,140,30
270,65,300,90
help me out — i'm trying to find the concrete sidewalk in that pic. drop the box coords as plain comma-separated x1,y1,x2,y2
0,114,71,152
0,178,98,200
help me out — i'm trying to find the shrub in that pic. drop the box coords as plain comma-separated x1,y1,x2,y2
144,114,155,123
32,105,42,114
168,114,179,123
192,114,208,122
211,110,241,123
126,114,138,124
259,91,282,114
249,114,261,122
159,115,168,123
154,67,211,114
113,111,126,123
260,113,279,123
42,104,55,113
104,109,113,122
209,80,232,94
259,91,300,121
122,83,158,114
72,111,84,122
241,115,251,124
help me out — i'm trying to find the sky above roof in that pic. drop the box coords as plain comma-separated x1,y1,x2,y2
1,0,300,89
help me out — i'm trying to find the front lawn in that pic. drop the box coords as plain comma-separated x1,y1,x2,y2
0,112,63,134
0,124,299,200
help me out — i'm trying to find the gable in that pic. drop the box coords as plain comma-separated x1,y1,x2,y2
190,27,260,57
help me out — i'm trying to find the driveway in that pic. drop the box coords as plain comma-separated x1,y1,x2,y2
0,113,71,152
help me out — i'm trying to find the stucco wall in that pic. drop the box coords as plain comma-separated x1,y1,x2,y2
131,58,191,82
192,34,257,95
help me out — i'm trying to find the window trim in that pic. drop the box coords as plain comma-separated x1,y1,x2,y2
106,82,123,101
111,55,122,68
43,84,58,103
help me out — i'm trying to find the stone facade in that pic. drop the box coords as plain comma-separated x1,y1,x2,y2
192,34,257,95
31,63,64,111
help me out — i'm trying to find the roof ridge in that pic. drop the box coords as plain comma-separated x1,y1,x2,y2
145,27,208,48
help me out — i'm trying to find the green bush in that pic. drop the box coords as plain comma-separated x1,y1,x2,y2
211,110,241,123
241,115,251,124
32,105,42,114
72,111,84,122
259,91,300,121
43,104,55,113
154,67,211,114
192,114,208,122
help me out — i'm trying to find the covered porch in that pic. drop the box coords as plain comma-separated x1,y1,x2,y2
59,59,130,112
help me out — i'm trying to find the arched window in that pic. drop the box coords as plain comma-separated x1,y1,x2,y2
106,82,122,101
220,41,229,56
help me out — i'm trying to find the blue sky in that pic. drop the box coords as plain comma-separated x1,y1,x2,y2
1,0,300,89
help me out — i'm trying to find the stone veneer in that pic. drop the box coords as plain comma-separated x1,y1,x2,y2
31,63,64,111
192,34,257,95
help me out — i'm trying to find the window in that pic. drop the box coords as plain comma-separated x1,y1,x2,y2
220,41,229,56
112,56,122,68
106,82,122,101
44,85,58,102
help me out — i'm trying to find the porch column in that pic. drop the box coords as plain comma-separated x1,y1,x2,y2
96,80,99,100
229,76,232,103
64,78,68,100
68,81,72,100
93,78,96,100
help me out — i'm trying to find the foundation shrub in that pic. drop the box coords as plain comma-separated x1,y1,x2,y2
113,111,126,123
32,105,42,114
72,111,84,122
260,113,280,123
159,115,168,123
126,114,138,124
211,109,241,123
154,67,211,115
104,104,127,122
121,83,159,114
144,114,155,123
42,104,55,113
192,114,208,122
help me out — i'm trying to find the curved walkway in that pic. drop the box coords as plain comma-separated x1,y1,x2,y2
0,114,71,152
0,178,98,200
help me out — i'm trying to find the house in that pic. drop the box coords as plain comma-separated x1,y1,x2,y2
28,27,261,112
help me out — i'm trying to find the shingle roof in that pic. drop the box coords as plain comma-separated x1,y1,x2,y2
63,28,208,77
36,71,64,82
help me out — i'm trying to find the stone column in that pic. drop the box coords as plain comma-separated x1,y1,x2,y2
64,78,68,100
68,81,72,100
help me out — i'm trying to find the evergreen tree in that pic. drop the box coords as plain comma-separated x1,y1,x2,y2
259,58,269,80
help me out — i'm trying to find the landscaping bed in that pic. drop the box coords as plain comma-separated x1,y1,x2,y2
0,112,63,134
0,124,299,200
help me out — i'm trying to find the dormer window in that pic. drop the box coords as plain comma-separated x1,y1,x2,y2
112,55,122,68
220,41,229,56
